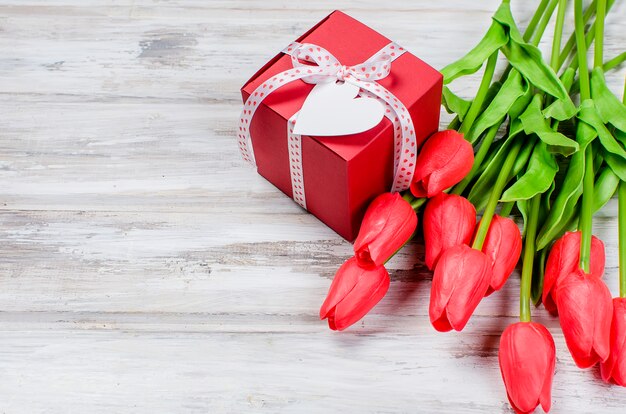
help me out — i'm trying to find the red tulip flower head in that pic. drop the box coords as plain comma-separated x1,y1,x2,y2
429,244,491,332
601,298,626,386
556,269,613,368
481,215,522,295
410,129,473,198
320,257,390,331
499,322,555,414
354,192,417,268
422,193,476,270
543,231,605,315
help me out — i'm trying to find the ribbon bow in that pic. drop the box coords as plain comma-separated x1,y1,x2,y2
238,42,417,209
289,43,393,83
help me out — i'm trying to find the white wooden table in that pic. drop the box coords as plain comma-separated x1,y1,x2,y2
1,1,625,412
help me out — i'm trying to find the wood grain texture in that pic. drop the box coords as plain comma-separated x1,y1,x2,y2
1,0,625,412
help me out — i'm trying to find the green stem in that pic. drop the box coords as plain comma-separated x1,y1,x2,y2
531,0,560,46
472,139,523,250
451,122,500,195
579,147,594,273
594,0,606,69
520,195,541,322
575,0,591,101
410,197,426,211
603,52,626,72
550,0,568,70
499,202,514,217
617,181,626,298
523,0,551,42
459,51,498,135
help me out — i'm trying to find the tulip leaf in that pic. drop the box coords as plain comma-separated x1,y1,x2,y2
604,150,626,181
536,121,596,250
468,69,528,144
492,3,576,120
501,141,558,202
593,167,619,211
590,68,626,132
442,87,471,121
519,95,579,156
440,18,508,84
578,99,626,161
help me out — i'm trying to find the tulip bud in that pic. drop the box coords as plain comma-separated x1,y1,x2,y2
410,129,473,198
556,269,613,368
320,257,390,331
354,193,417,267
423,193,476,270
429,244,491,332
543,231,605,315
499,322,555,414
601,298,626,386
481,215,522,295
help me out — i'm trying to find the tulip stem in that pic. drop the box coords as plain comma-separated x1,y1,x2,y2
472,139,523,251
550,0,568,70
459,51,498,136
574,0,594,274
451,122,500,196
499,202,514,217
617,181,626,298
520,195,541,322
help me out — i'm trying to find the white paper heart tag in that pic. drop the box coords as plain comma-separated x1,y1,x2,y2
293,81,385,136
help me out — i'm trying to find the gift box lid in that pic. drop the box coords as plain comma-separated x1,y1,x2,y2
241,10,442,162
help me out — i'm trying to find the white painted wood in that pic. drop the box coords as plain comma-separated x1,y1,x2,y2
0,0,625,412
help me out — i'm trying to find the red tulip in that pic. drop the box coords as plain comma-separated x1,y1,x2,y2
320,257,390,331
499,322,555,414
410,129,473,198
556,269,613,368
354,192,417,267
542,231,605,315
481,215,522,295
429,244,491,332
422,193,476,270
601,298,626,386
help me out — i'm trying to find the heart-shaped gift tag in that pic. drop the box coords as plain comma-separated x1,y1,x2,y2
293,81,385,136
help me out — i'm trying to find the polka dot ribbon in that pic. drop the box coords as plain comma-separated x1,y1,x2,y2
238,42,417,209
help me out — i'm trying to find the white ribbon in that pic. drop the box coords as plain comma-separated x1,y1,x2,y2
238,42,417,209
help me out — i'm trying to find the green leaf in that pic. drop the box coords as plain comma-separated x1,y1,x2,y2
492,3,576,120
517,198,528,236
468,133,532,212
468,70,528,144
442,87,472,120
519,95,579,156
440,18,508,84
604,150,626,181
501,142,558,202
593,167,619,212
535,121,596,250
590,68,626,132
543,67,576,120
578,99,626,161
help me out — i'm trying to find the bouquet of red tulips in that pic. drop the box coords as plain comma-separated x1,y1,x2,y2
319,0,626,411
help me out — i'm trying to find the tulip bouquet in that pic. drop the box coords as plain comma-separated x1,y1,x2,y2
319,0,626,411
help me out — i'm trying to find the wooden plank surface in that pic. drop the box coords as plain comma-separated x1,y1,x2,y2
1,0,625,412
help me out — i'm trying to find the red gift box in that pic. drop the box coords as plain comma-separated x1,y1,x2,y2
240,10,442,240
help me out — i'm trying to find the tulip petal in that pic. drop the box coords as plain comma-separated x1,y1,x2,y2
319,257,363,320
411,130,473,197
543,231,605,313
429,245,490,332
354,193,417,267
482,215,522,292
499,322,555,414
423,193,476,270
333,270,390,331
556,269,613,368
